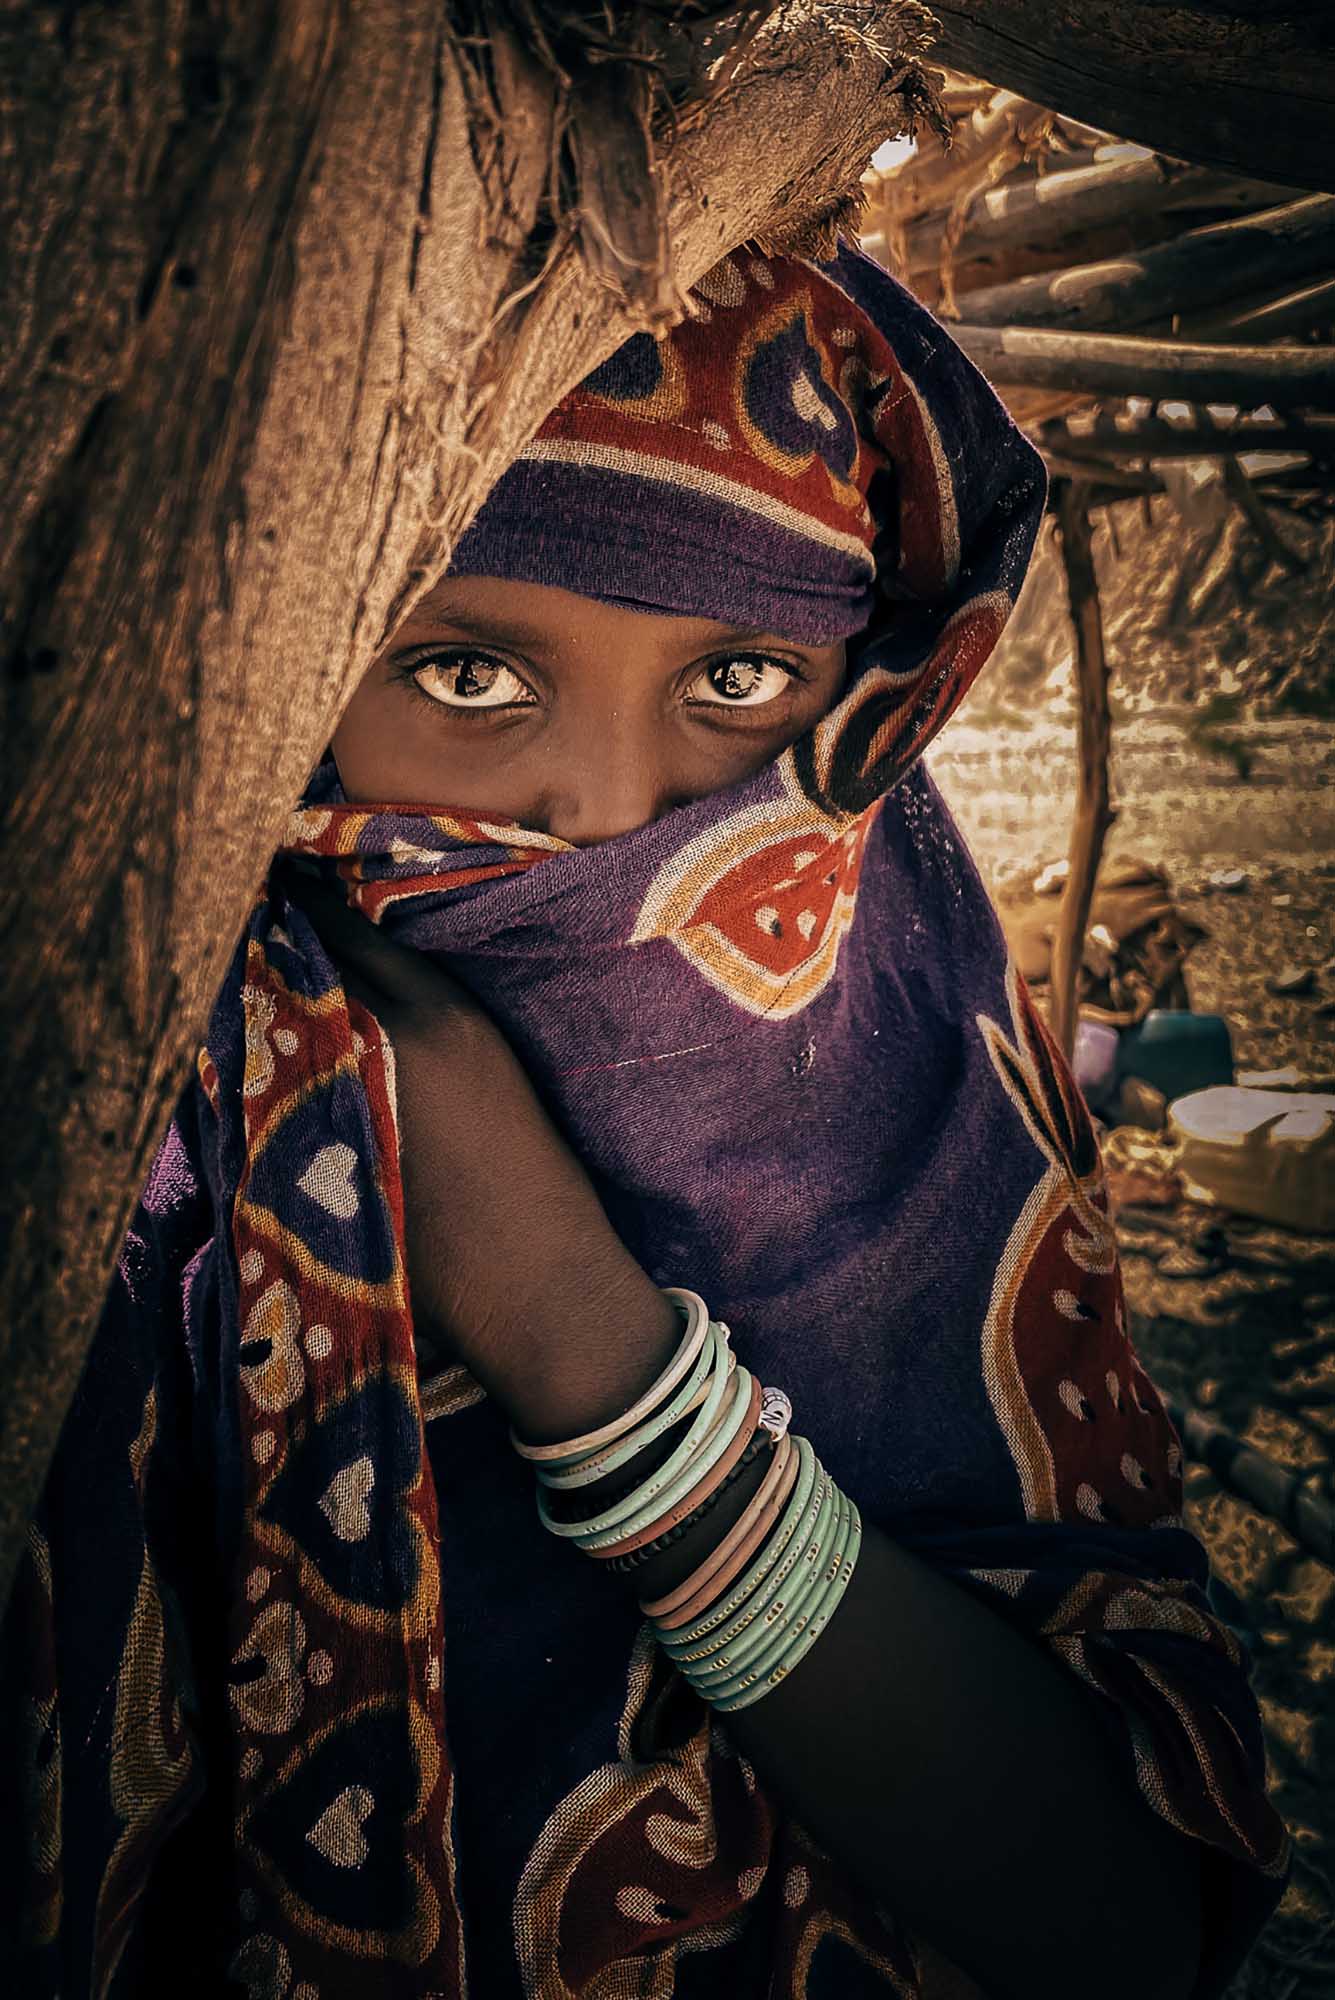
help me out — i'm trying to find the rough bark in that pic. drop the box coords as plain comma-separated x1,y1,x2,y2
926,1,1335,194
0,0,937,1606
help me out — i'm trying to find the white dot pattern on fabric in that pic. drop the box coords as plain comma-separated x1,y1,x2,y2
1076,1483,1104,1520
306,1785,375,1869
784,1865,810,1908
351,1031,366,1059
832,325,858,347
305,1324,333,1361
615,1883,668,1921
790,369,837,430
252,1431,276,1464
738,1866,766,1900
695,257,747,308
1106,1370,1123,1408
1166,1442,1182,1476
755,906,781,937
239,1749,261,1783
246,1566,272,1603
1121,1453,1149,1489
239,1249,264,1284
318,1456,376,1542
793,850,818,871
749,258,776,289
274,1028,300,1056
1053,1288,1083,1320
796,909,818,941
702,418,731,449
307,1649,333,1686
426,1655,442,1691
297,1142,361,1220
1057,1379,1090,1420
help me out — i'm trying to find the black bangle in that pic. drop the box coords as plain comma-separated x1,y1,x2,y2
602,1427,773,1574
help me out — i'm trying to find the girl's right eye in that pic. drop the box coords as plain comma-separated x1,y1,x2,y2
402,653,538,711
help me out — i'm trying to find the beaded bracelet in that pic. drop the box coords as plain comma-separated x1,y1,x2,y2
602,1424,774,1573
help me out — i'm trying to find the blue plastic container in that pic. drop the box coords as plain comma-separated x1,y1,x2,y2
1116,1011,1234,1104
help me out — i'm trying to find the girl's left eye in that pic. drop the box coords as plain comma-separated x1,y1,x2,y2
686,656,799,708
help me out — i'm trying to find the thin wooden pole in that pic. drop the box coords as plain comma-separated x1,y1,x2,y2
1050,480,1117,1059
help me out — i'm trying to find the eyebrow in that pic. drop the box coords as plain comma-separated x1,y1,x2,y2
400,597,792,652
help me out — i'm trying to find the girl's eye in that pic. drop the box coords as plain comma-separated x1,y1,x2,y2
686,656,799,709
406,653,536,710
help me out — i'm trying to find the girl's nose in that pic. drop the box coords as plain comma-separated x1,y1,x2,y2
543,728,685,847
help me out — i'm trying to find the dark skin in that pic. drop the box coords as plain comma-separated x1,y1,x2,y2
280,576,1204,2000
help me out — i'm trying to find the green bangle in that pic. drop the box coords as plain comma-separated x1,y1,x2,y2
654,1435,819,1651
685,1477,841,1688
712,1501,862,1713
700,1488,855,1702
534,1311,721,1491
535,1324,731,1540
662,1448,829,1665
573,1362,755,1554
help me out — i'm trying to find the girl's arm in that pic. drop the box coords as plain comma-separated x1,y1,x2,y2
500,1303,1205,2000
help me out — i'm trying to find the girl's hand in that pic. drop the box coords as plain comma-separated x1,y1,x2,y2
274,865,679,1437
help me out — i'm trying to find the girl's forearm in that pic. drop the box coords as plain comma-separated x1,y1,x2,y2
505,1305,1203,2000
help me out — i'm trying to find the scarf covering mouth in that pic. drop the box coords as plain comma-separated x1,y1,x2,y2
3,249,1289,1999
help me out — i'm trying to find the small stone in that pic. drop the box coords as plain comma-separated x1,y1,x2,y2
1196,1378,1221,1408
1268,964,1317,997
1206,867,1248,894
1271,893,1293,908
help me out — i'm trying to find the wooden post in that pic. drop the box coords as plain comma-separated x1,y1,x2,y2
1050,480,1116,1059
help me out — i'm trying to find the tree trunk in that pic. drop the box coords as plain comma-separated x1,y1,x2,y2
926,2,1335,194
0,0,936,1607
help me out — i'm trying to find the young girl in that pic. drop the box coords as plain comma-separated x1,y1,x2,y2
2,246,1289,2000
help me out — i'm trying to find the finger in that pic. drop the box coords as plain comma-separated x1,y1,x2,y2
273,862,463,1014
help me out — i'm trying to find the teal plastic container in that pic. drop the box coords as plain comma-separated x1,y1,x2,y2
1116,1011,1233,1104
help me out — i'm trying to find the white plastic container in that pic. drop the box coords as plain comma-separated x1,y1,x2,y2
1169,1087,1335,1235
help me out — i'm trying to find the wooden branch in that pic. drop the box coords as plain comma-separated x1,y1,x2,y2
924,2,1335,194
1037,414,1335,463
1038,452,1162,495
952,325,1335,409
1050,481,1115,1060
1183,274,1335,344
955,196,1335,333
0,0,933,1607
900,158,1300,271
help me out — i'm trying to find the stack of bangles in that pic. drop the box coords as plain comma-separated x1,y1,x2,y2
509,1287,862,1713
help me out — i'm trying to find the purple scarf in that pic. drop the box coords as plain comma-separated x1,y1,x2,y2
1,250,1289,2000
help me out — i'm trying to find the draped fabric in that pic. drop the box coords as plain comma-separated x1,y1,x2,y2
2,249,1290,2000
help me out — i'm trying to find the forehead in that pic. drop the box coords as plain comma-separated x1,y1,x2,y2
397,574,790,654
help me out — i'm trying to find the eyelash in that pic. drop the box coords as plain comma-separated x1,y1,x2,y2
389,648,812,717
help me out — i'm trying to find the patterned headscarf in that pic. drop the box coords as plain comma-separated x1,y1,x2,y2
3,247,1289,2000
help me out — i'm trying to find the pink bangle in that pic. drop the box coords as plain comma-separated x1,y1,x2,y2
509,1287,711,1463
586,1374,762,1560
643,1434,798,1625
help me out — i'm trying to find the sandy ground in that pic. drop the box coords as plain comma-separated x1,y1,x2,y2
930,703,1335,1999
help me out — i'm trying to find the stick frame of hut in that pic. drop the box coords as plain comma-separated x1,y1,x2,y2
863,73,1335,1059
